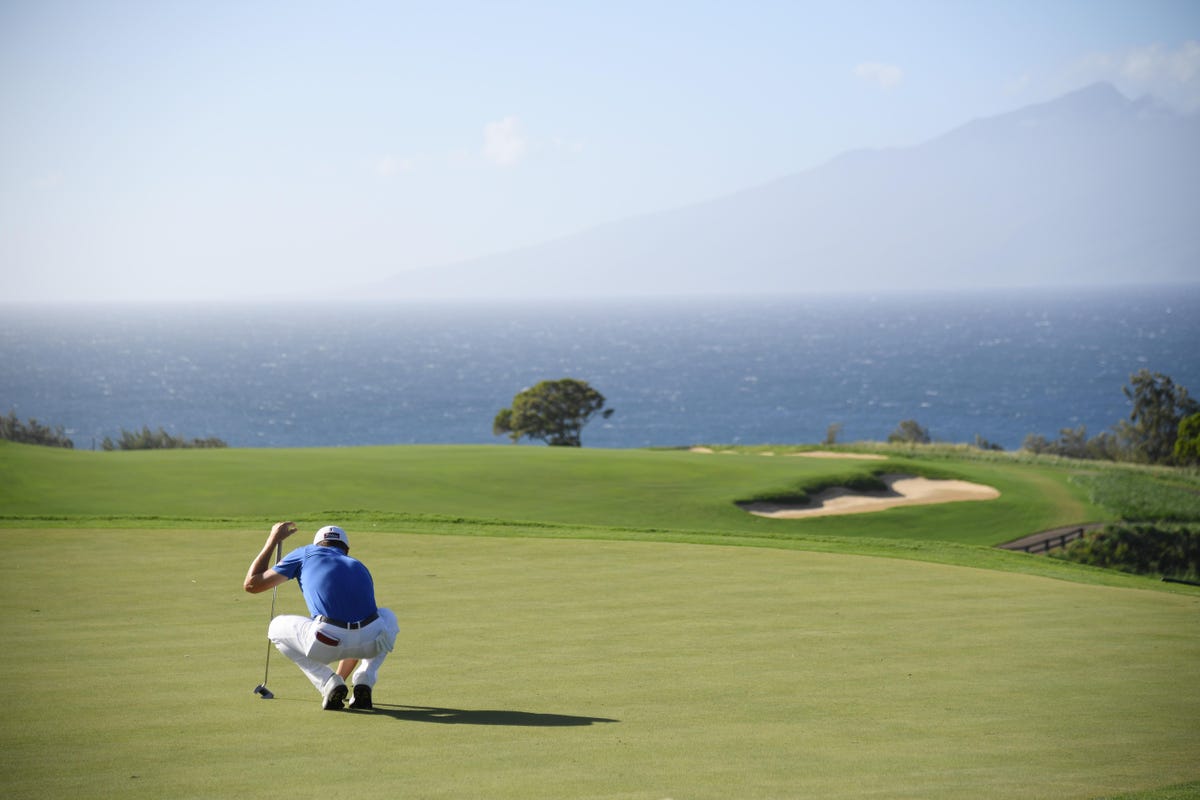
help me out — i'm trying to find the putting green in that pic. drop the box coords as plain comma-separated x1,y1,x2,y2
1,529,1196,799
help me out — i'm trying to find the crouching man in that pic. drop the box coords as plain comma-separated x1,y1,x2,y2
244,522,400,710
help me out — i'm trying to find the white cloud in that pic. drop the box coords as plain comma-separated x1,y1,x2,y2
375,154,413,178
551,136,585,154
854,61,904,90
31,171,63,191
483,116,528,166
1121,41,1200,84
1064,41,1200,111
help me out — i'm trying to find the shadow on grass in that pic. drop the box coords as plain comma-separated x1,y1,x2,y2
365,704,618,726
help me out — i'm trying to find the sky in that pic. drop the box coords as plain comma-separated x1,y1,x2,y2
2,0,1199,303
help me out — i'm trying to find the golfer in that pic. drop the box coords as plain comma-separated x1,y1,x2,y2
244,522,399,710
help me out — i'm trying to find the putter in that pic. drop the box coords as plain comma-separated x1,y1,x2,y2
253,540,283,699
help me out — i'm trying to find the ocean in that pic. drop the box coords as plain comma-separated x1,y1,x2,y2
2,285,1198,451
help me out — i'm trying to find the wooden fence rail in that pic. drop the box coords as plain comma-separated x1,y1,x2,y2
1018,527,1088,554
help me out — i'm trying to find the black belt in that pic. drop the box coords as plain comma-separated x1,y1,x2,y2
314,612,379,630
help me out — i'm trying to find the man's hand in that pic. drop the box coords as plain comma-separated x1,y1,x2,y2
270,521,298,545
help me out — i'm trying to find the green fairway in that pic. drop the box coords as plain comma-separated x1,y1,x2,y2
1,529,1197,800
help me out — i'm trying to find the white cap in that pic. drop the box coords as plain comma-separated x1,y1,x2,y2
313,525,349,549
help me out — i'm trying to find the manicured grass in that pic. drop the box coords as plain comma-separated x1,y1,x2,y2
0,441,1104,546
1,529,1197,799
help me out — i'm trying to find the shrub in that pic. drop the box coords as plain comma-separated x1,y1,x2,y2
0,410,74,448
1021,426,1119,460
101,426,227,450
1054,523,1200,582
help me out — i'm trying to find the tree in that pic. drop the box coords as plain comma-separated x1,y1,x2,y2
823,423,843,446
973,434,1003,451
1118,370,1199,464
1021,432,1050,454
887,419,930,445
1176,413,1200,466
493,378,614,447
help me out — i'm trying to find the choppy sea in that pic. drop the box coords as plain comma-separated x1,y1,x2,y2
2,286,1198,451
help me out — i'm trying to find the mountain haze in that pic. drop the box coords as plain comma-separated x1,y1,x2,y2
368,84,1199,299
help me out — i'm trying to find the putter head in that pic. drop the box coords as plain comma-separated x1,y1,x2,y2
253,684,274,699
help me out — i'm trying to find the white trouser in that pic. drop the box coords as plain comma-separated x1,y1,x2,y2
268,608,399,694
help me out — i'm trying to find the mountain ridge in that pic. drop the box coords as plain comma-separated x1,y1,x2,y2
364,83,1199,299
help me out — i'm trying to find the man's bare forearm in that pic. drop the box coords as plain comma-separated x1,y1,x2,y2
243,521,296,593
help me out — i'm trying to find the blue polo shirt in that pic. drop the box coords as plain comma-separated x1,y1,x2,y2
273,544,378,622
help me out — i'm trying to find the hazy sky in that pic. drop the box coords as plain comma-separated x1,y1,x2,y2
2,0,1198,302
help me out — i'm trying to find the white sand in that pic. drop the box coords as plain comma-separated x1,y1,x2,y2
687,447,741,455
740,474,1000,519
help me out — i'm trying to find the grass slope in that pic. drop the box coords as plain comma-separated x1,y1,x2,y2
1,529,1197,800
0,442,1104,546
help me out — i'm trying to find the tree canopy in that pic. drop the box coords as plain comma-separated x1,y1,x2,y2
493,378,614,447
887,419,931,445
1175,413,1200,466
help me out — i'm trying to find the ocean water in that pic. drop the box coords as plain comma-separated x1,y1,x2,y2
2,286,1198,451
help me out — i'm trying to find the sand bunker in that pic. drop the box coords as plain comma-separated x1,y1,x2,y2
740,474,1000,519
